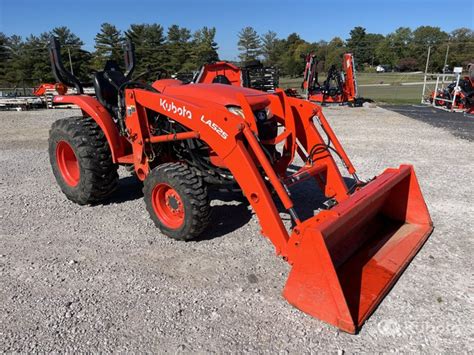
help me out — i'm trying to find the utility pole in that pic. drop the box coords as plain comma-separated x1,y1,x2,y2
424,46,431,74
67,47,74,75
443,45,450,72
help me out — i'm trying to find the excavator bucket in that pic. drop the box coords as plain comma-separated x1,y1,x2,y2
283,165,433,334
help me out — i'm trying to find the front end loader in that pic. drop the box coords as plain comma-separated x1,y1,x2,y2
47,37,433,334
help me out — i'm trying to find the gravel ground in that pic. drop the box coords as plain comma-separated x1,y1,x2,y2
1,106,473,352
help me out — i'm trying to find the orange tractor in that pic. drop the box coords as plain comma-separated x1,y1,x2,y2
300,53,361,106
47,37,433,333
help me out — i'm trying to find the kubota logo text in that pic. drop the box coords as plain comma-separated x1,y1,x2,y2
160,99,192,119
201,115,228,140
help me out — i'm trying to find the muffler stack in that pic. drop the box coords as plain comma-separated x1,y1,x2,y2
283,165,433,333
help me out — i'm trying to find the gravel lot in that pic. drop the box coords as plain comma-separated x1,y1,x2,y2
1,106,473,352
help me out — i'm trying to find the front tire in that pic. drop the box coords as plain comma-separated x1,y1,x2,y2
49,116,119,205
143,163,210,240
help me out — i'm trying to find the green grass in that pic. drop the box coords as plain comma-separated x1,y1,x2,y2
358,84,423,104
355,72,425,85
279,72,426,104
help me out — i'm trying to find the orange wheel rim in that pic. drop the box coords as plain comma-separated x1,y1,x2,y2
56,140,80,187
151,183,184,229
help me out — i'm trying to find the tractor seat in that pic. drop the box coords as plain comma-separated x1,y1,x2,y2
93,60,128,118
212,75,231,85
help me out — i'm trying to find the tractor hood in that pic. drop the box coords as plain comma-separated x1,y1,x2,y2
152,80,271,110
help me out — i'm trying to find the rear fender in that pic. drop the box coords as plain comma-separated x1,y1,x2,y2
53,95,127,162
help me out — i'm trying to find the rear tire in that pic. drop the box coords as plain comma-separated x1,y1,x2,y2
143,162,210,241
49,116,119,205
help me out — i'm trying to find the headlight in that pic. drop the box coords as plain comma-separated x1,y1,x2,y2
227,106,245,118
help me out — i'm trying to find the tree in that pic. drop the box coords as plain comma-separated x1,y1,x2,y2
261,30,279,65
411,26,448,71
448,28,474,68
397,58,419,72
375,27,412,67
325,37,346,71
192,27,219,68
312,40,329,71
365,33,384,66
237,27,261,63
125,23,166,79
164,25,193,73
277,33,308,76
0,34,22,86
0,32,12,85
346,26,369,68
167,25,191,43
94,23,123,70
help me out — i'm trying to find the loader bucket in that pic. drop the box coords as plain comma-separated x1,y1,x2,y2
283,165,433,334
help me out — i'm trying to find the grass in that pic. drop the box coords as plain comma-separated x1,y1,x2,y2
279,72,427,104
358,85,423,104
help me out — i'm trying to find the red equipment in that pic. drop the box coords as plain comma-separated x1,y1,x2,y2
194,61,279,92
33,83,56,96
429,70,474,113
302,53,360,105
47,37,433,333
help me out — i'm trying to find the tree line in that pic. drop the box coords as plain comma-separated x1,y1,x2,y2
0,23,219,87
239,26,474,76
0,24,472,88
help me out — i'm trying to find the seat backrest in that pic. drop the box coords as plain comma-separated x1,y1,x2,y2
93,60,128,117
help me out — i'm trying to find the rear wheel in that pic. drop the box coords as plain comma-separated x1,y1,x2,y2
143,162,210,240
49,116,118,205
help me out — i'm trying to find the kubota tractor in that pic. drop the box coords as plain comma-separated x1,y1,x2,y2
47,37,433,333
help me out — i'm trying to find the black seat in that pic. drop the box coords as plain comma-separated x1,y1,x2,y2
212,75,231,85
93,60,128,118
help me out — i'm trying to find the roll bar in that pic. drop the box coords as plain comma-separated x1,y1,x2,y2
123,39,135,80
48,37,84,94
48,37,137,94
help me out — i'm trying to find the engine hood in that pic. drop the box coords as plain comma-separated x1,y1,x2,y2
152,80,271,110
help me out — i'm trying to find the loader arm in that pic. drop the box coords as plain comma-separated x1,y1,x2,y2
128,88,293,253
126,88,362,254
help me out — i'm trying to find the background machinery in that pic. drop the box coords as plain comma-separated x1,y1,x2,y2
300,53,361,106
424,64,474,114
192,60,279,92
47,37,433,334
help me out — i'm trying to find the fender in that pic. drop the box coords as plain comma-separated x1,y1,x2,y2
53,95,127,162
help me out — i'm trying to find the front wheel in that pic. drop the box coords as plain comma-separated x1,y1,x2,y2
143,163,210,241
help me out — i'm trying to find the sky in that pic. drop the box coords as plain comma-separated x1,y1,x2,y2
1,0,473,60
